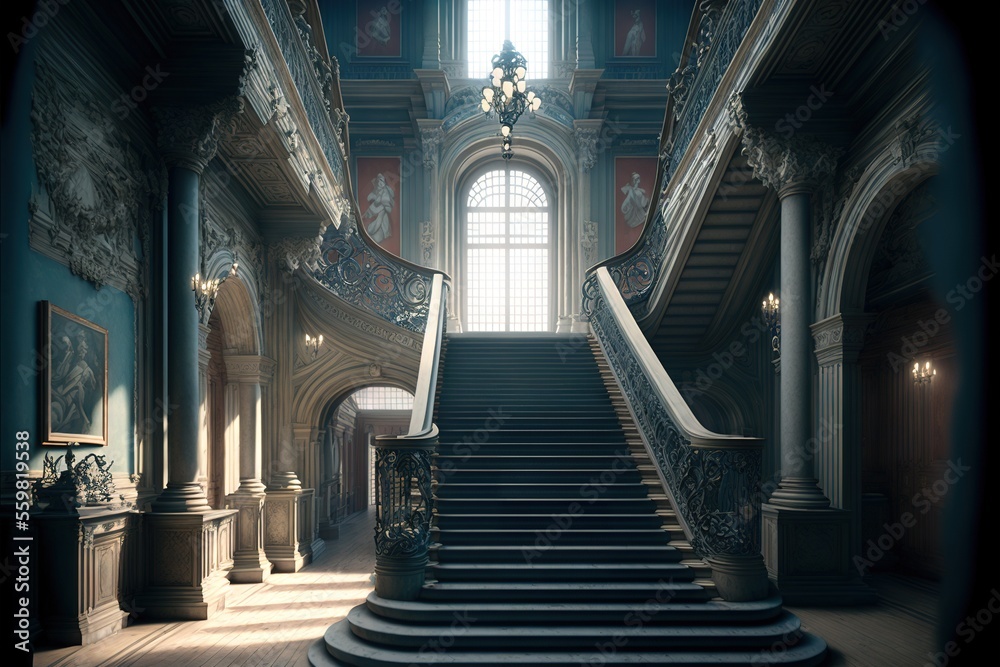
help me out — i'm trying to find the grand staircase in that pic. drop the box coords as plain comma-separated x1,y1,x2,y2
311,335,827,666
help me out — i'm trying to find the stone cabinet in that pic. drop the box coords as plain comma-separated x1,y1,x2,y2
33,505,142,645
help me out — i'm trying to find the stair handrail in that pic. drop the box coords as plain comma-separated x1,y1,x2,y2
582,0,765,323
370,273,448,601
589,266,768,599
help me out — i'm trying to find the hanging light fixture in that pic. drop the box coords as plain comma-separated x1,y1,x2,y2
480,40,541,160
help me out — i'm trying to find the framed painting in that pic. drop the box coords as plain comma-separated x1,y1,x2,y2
615,0,657,58
356,156,402,256
41,301,108,446
615,156,658,254
356,0,402,58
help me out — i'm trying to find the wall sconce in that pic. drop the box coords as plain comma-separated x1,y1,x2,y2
761,292,780,354
192,260,238,320
305,333,324,359
912,360,936,384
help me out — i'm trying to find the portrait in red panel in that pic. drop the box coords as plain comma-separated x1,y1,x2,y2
614,0,656,58
356,0,401,57
615,156,657,254
356,156,401,256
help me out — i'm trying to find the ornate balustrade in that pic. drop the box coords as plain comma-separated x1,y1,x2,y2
262,0,444,333
372,274,448,599
587,267,768,601
583,0,764,320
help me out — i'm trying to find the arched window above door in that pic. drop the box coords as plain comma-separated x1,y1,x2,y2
464,167,551,331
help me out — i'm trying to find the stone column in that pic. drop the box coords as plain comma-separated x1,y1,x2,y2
139,99,243,619
150,98,242,513
225,355,275,583
567,120,602,333
812,313,875,559
731,100,873,603
197,324,212,505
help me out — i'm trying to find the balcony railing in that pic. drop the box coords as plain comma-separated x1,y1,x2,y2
263,0,445,334
583,0,764,321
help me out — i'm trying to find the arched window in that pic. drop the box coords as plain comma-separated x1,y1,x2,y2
467,0,549,78
464,167,551,331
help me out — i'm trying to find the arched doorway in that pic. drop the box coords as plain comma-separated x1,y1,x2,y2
317,385,413,537
461,164,553,331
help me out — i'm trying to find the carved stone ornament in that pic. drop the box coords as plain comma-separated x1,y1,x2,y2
728,93,843,195
420,220,435,265
271,235,323,274
420,126,444,169
152,97,245,173
29,61,162,299
581,220,599,267
574,127,599,173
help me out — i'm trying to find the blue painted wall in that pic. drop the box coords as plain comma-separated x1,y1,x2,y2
1,44,135,475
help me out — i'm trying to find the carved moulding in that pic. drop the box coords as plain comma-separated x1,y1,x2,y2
29,61,163,300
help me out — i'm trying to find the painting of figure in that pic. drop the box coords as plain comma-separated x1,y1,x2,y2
615,156,657,254
42,302,108,446
356,156,401,256
357,0,401,57
615,1,656,58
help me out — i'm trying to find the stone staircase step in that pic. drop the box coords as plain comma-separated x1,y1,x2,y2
429,562,697,582
420,580,710,603
431,527,672,545
430,544,686,564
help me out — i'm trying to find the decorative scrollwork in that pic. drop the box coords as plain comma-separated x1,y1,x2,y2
311,226,433,333
261,0,345,182
34,447,131,511
597,0,763,317
588,292,761,557
374,448,432,559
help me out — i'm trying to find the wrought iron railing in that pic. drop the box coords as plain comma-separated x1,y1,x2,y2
587,269,765,599
263,0,445,333
372,275,448,600
261,0,345,182
582,0,764,321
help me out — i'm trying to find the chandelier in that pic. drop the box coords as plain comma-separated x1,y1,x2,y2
479,40,541,159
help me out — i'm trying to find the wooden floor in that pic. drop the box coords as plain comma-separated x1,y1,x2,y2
34,509,940,667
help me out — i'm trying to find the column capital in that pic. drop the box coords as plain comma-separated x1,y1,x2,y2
224,355,276,384
812,312,875,366
727,93,842,197
153,97,244,173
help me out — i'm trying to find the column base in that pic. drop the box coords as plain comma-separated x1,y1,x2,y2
375,555,428,601
150,482,212,513
137,509,238,619
705,554,770,601
226,490,273,584
768,477,832,510
264,486,311,572
762,504,876,606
